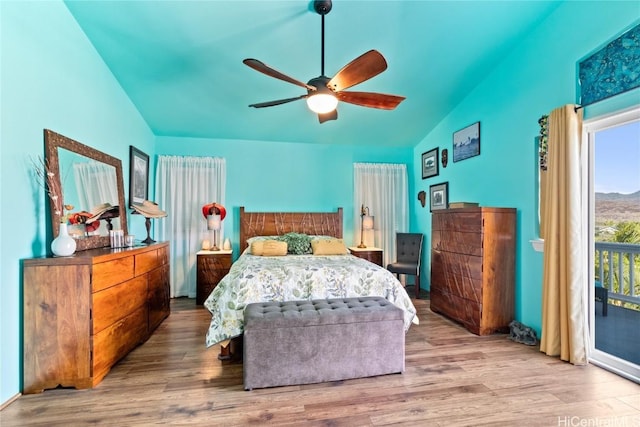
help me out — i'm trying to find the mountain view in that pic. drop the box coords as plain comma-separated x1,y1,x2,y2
595,191,640,224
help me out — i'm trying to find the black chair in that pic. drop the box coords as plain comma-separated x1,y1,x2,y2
595,280,608,316
386,233,424,299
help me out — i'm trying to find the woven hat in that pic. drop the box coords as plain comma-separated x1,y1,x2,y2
87,203,119,223
132,200,167,218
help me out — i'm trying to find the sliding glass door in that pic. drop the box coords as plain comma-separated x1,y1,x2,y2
585,107,640,382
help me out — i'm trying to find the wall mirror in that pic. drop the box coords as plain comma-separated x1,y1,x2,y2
44,129,128,251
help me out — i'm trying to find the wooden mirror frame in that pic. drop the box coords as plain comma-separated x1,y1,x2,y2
44,129,128,251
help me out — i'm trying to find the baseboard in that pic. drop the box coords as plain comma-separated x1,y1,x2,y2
0,393,21,411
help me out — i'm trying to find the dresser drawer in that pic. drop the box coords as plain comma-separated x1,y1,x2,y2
135,249,161,276
431,261,482,302
92,276,148,335
433,250,483,281
433,211,482,233
206,255,232,270
432,230,483,256
92,257,135,292
92,306,147,384
430,288,481,334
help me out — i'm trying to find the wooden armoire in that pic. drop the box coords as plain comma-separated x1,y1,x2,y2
23,242,170,393
430,207,516,335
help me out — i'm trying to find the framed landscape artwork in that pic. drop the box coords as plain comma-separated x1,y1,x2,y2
421,148,439,179
453,121,480,162
129,146,149,208
429,182,449,212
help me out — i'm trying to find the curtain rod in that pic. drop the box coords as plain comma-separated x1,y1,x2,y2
540,104,583,119
541,105,583,117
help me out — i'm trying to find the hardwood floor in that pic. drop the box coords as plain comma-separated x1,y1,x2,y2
2,295,639,426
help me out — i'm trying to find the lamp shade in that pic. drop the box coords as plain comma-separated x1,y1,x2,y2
202,202,226,221
362,215,374,230
207,214,221,231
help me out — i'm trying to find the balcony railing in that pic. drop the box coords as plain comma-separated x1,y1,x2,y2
595,241,640,307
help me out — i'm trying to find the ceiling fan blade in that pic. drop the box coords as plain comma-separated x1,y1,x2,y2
327,50,388,92
318,109,338,124
249,95,308,108
337,91,405,110
243,59,315,91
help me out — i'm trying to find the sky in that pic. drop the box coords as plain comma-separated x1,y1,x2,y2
594,120,640,194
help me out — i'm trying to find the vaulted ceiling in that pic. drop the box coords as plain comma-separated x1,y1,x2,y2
64,0,561,147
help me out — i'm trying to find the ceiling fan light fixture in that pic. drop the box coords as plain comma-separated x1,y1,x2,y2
243,0,404,121
306,93,338,114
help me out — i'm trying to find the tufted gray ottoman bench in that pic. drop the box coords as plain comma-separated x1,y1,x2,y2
243,296,405,390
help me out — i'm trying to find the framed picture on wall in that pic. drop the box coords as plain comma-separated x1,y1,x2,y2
129,146,149,208
421,148,439,179
453,121,480,162
429,181,449,212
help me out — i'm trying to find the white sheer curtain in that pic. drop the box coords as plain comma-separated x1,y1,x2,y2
353,163,408,267
155,156,226,298
74,161,119,236
73,161,118,209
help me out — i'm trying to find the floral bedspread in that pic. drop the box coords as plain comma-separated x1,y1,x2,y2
204,253,418,347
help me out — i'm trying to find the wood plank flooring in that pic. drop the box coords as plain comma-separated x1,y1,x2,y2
2,295,639,426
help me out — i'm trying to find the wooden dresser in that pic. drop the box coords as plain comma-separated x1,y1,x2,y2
430,207,516,335
23,242,170,393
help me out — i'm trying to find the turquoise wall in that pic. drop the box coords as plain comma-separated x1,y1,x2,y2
0,1,155,404
413,1,640,335
155,136,413,255
1,0,638,408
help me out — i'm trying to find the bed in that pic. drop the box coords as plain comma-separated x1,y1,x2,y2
203,207,418,352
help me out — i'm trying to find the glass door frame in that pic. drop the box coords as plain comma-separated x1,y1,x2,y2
583,105,640,384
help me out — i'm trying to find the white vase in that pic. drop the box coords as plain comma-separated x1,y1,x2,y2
223,237,231,251
51,223,77,257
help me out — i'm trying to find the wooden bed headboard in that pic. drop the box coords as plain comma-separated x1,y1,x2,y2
239,207,343,252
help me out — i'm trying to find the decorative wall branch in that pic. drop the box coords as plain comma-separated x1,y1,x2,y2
538,115,548,171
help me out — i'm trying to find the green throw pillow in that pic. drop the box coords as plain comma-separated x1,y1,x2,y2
278,232,312,255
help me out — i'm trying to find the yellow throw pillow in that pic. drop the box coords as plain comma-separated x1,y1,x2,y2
252,240,287,256
311,238,349,255
250,240,265,255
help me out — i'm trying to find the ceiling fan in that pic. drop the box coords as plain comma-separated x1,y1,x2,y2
243,0,405,123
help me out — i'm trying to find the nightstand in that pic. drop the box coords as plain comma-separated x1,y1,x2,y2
196,249,232,305
348,247,383,267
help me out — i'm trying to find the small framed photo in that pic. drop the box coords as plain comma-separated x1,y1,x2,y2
129,146,149,208
421,148,439,179
453,121,480,162
429,182,449,212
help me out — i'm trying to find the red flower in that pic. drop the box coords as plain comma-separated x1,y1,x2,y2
69,211,100,232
